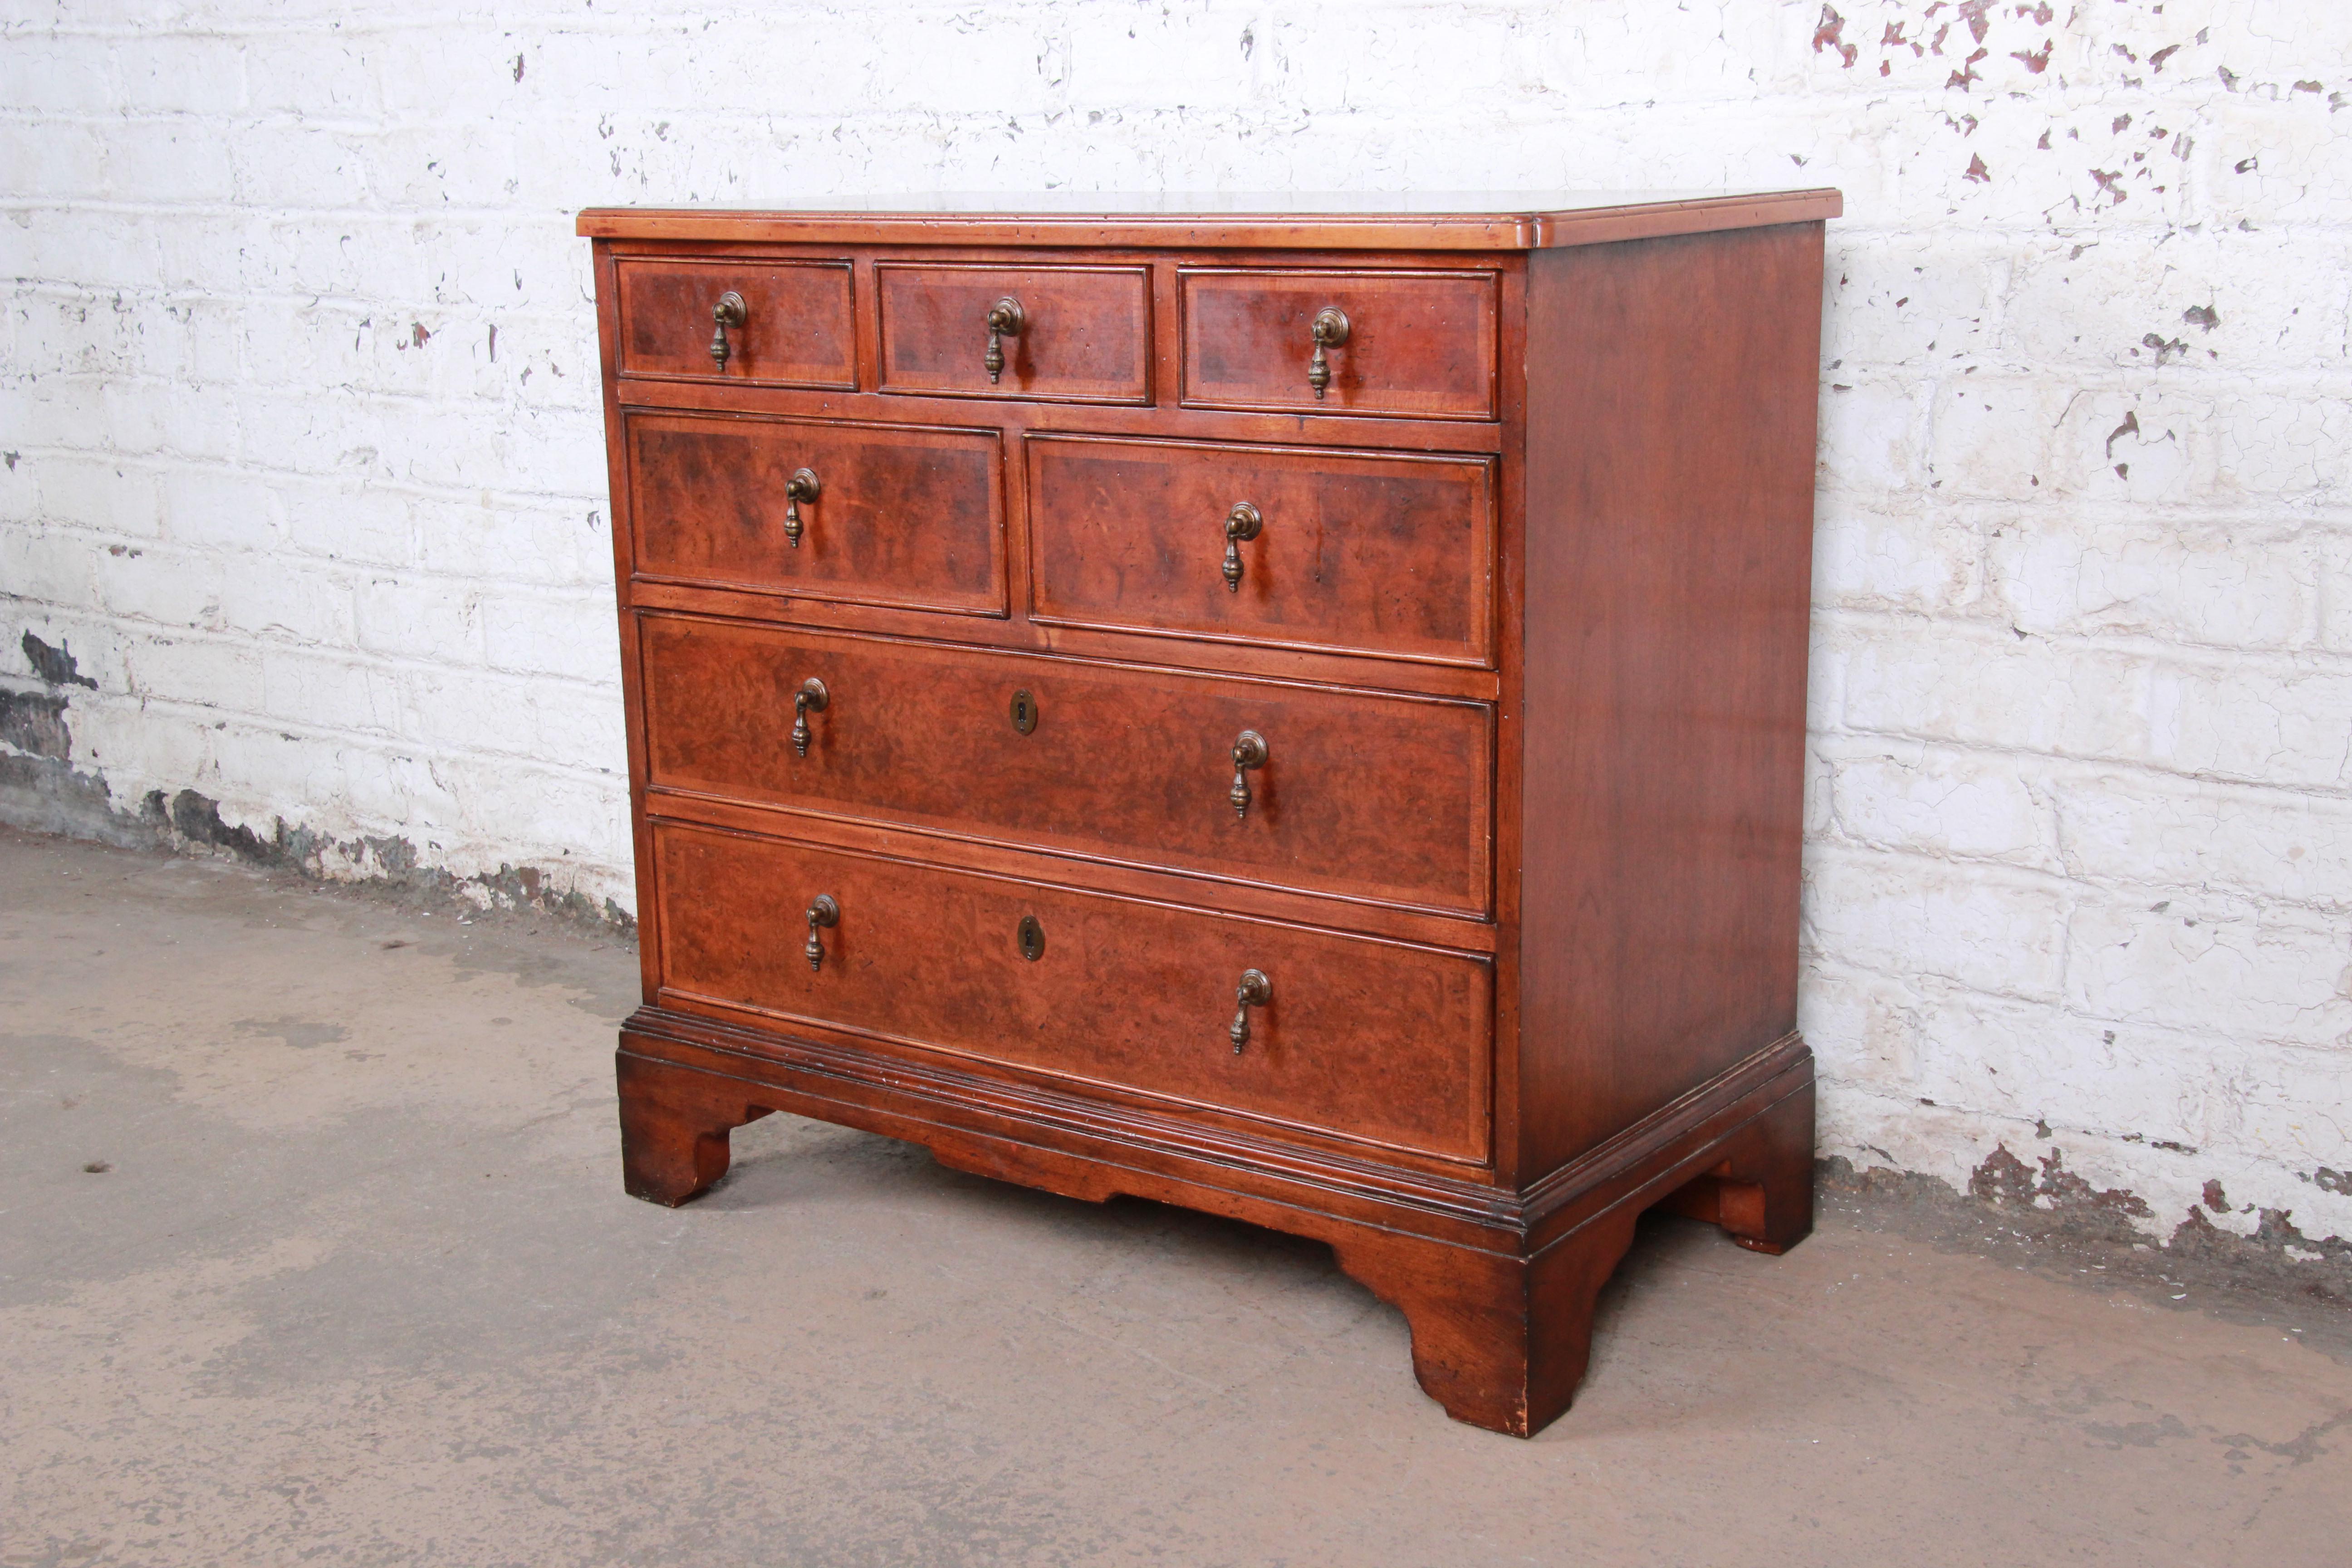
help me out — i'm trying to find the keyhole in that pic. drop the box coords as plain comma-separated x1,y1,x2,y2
1010,689,1039,735
1017,914,1045,961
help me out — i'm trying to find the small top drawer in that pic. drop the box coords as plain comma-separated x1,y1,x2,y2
1180,268,1499,419
878,263,1150,403
615,258,856,387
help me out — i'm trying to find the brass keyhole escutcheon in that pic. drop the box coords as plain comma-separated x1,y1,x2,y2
1017,914,1045,962
1009,688,1039,735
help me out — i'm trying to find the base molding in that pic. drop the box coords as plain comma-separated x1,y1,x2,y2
615,1007,1814,1436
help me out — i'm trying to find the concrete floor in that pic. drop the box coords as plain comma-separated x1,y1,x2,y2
4,828,2350,1568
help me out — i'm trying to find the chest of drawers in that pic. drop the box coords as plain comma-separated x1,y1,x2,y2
580,192,1838,1437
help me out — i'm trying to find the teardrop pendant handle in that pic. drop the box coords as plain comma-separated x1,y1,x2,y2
1228,730,1267,820
710,290,747,370
1221,502,1262,592
984,296,1024,383
1228,969,1271,1053
804,893,840,971
1306,306,1348,398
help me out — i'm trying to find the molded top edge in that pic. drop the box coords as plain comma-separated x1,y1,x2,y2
576,189,1844,250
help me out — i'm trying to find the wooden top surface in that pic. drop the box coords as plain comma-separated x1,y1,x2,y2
576,190,1843,251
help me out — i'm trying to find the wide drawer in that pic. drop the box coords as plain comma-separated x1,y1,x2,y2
1180,268,1499,418
625,411,1005,615
651,821,1493,1162
638,617,1493,916
877,263,1150,403
1026,434,1495,666
614,258,856,387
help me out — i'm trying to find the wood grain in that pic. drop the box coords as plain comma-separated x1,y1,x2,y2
877,263,1150,403
649,820,1495,1162
1027,433,1496,666
636,614,1495,915
586,198,1832,1438
577,190,1845,250
625,410,1005,615
1514,222,1825,1176
615,257,856,387
1179,268,1499,418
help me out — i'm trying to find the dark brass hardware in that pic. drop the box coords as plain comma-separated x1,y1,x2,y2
1307,306,1349,398
804,893,839,971
783,467,820,548
1229,730,1267,820
984,296,1024,383
791,676,828,758
1009,688,1039,735
709,290,747,371
1221,501,1262,592
1017,914,1045,962
1229,968,1271,1052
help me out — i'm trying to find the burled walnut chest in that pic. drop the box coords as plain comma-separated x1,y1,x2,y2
578,192,1839,1436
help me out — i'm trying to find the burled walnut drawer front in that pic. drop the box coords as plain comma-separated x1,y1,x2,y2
1028,435,1495,666
652,822,1492,1162
614,259,856,387
626,411,1005,615
1181,269,1499,418
877,264,1150,403
638,617,1493,916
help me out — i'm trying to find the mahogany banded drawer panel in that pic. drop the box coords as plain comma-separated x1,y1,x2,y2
650,821,1493,1163
624,412,1005,615
615,258,855,387
876,263,1151,403
635,614,1494,916
1026,434,1496,665
583,190,1840,1437
1180,267,1499,417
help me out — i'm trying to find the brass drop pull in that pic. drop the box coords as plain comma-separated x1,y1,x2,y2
804,894,840,971
1229,969,1271,1053
791,676,828,758
984,296,1024,383
1229,730,1267,820
1221,502,1262,592
709,291,747,371
783,467,820,548
1306,306,1349,399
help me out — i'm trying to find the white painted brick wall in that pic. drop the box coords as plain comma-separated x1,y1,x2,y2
3,0,2348,1248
